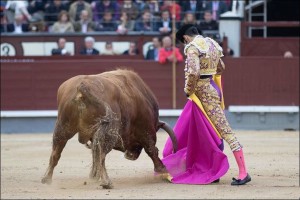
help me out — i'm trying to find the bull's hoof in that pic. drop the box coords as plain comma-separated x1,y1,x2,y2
89,173,100,181
100,182,113,189
160,173,173,183
41,177,52,185
124,150,139,161
154,167,168,174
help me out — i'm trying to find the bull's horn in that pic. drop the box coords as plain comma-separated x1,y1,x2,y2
158,121,178,153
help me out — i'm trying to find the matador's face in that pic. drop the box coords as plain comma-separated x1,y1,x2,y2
183,35,193,45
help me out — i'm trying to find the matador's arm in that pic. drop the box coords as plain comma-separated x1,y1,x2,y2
216,58,225,75
184,46,200,96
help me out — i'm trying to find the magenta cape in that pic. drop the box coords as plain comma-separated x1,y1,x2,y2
162,100,229,184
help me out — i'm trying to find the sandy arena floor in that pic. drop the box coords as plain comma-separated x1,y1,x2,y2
1,130,299,199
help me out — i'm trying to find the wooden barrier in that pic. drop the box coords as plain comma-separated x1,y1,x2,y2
240,21,300,56
1,56,299,110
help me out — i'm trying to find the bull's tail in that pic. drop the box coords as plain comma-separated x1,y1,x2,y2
158,121,178,153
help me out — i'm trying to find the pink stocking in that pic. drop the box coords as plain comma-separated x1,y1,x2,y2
233,148,248,180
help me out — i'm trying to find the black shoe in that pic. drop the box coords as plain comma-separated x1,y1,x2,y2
212,179,220,183
231,174,251,186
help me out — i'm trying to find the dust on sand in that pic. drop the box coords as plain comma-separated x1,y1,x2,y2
1,130,299,199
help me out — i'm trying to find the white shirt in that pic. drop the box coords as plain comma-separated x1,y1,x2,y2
81,23,88,33
14,24,23,33
163,20,169,28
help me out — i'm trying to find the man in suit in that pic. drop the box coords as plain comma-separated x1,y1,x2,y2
198,10,218,30
155,9,173,35
123,41,139,55
80,36,99,55
180,0,205,20
204,0,228,20
7,14,29,33
73,9,96,33
146,36,161,61
96,10,117,31
51,37,71,55
68,0,92,22
134,10,155,32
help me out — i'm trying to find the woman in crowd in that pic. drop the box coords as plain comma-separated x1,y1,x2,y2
51,10,74,33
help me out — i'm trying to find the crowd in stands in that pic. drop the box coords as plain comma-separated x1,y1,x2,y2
1,0,235,59
1,0,232,34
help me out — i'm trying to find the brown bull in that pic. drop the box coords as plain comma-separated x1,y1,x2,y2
41,69,177,189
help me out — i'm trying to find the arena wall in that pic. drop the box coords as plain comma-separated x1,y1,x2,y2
1,56,299,110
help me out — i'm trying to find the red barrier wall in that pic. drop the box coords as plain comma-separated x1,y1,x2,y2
1,56,299,110
240,38,299,57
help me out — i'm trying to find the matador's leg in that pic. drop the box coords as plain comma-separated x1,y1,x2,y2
196,80,251,185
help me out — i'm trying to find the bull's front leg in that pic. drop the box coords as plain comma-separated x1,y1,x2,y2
41,138,68,184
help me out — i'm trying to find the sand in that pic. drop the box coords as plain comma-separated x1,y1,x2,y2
1,130,299,199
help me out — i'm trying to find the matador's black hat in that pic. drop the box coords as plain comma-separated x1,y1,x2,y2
176,24,202,44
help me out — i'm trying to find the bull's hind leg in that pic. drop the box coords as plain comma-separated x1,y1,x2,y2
99,150,112,189
90,105,121,189
90,140,113,189
89,137,101,180
90,128,117,189
143,133,168,174
41,124,75,184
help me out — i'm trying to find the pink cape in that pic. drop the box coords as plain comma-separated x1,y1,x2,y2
162,100,229,184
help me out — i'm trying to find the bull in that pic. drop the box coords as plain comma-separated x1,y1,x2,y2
41,69,177,189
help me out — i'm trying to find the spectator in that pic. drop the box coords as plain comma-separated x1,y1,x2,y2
92,0,119,21
28,14,45,32
155,9,173,35
204,0,228,20
181,11,197,27
1,12,8,33
123,41,139,55
101,42,119,55
51,37,71,55
96,10,117,31
180,0,204,20
158,36,183,64
44,0,68,26
80,36,99,55
7,14,29,33
142,0,161,18
120,0,139,20
160,0,181,21
146,36,162,61
116,11,135,34
134,9,154,32
198,10,218,30
135,0,146,11
5,0,32,23
74,9,95,33
27,0,46,18
68,0,92,22
51,10,74,33
283,51,293,58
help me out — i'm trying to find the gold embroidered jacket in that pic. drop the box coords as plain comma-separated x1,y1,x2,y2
183,35,225,95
